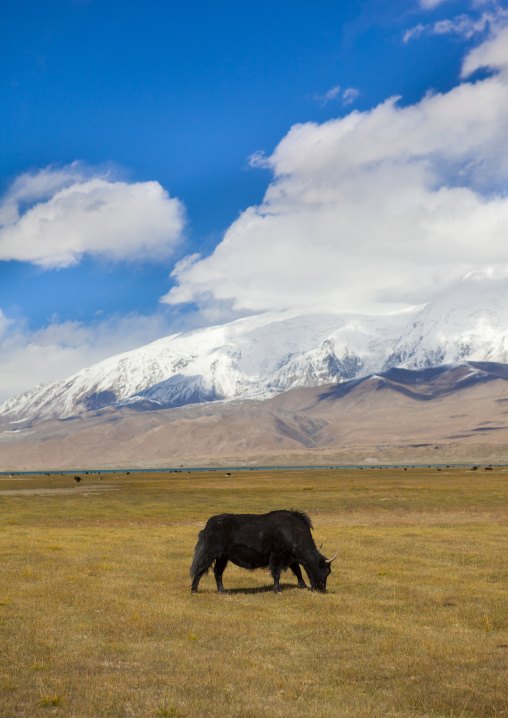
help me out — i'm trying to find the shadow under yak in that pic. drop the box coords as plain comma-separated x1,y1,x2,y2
220,582,303,595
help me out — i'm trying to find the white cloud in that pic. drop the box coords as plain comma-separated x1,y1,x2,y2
419,0,451,8
0,310,177,402
314,85,360,107
315,85,342,106
341,87,360,106
405,2,508,43
164,24,508,317
2,161,94,208
461,16,508,74
403,23,427,43
0,164,186,268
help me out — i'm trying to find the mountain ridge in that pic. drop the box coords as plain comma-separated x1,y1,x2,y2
1,360,508,470
3,276,508,429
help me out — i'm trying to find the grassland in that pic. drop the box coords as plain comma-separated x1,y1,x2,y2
0,467,506,717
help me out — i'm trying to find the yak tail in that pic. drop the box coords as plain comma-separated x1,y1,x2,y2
190,529,206,578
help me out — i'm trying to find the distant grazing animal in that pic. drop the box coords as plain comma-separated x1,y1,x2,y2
74,475,81,483
190,510,336,594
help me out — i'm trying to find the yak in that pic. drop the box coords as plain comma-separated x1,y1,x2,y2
190,510,336,594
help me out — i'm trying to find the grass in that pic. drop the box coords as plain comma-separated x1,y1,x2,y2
0,467,506,717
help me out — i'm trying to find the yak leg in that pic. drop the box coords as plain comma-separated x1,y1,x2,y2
269,555,283,594
290,562,308,589
213,555,228,594
190,553,215,594
272,567,282,594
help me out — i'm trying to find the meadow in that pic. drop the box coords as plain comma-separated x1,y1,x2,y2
0,467,506,717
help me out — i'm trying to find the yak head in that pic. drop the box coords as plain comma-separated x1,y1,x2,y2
312,552,337,592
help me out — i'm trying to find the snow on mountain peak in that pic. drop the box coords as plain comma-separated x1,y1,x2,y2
3,277,508,425
390,276,508,368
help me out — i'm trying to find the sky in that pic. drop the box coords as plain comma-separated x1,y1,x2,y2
1,0,508,401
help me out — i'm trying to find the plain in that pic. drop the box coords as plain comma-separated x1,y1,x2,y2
0,467,506,717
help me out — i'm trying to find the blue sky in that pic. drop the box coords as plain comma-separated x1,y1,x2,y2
1,0,508,400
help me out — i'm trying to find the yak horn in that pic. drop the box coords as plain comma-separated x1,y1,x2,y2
318,542,323,551
325,553,338,564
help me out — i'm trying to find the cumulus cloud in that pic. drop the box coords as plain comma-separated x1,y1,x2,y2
0,163,185,268
0,310,178,402
164,23,508,316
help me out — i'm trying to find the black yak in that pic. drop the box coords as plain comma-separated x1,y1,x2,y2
190,510,336,594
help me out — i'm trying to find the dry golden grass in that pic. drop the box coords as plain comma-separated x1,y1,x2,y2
0,467,506,717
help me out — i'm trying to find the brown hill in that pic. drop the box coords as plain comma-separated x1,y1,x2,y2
1,363,508,470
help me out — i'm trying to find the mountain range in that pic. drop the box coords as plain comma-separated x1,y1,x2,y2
3,276,508,427
2,276,508,468
1,360,508,469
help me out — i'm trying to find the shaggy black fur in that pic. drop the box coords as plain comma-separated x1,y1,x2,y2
190,509,332,594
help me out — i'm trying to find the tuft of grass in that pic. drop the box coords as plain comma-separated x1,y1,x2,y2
31,659,49,671
153,699,182,717
0,679,16,693
38,695,63,707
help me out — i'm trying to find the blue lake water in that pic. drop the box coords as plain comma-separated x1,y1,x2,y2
0,463,501,477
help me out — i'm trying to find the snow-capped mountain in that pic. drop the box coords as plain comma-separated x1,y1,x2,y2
0,308,413,424
3,275,508,426
390,276,508,368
